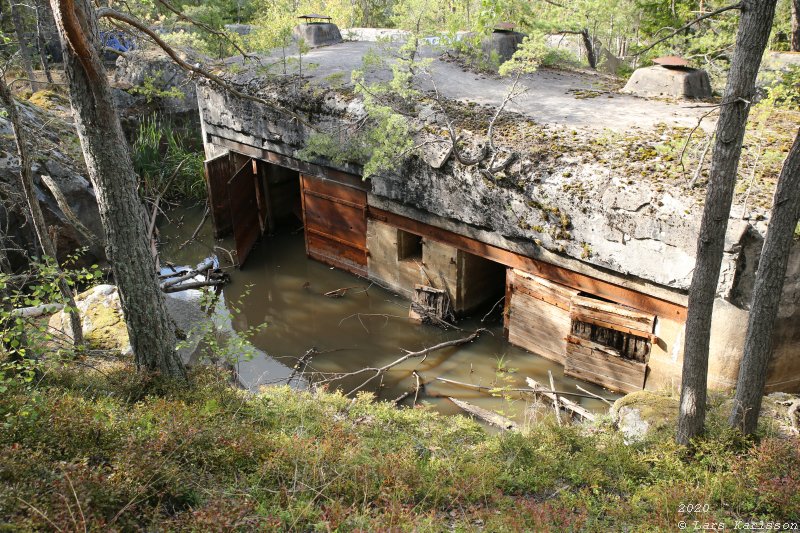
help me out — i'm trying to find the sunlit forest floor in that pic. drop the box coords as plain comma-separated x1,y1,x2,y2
1,361,798,531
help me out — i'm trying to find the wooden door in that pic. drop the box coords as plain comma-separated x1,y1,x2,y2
300,174,367,276
505,269,580,364
204,152,232,238
227,159,263,267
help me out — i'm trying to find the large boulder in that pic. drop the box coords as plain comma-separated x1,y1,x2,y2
611,390,679,443
0,92,105,270
622,65,712,99
49,284,131,354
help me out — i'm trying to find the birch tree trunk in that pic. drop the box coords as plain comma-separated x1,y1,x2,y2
0,75,83,347
48,0,186,380
676,0,778,445
729,129,800,435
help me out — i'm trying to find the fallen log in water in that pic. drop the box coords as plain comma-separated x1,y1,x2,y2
526,377,596,422
159,257,228,293
447,397,519,431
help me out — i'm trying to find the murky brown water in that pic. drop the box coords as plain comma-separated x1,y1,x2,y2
158,204,619,425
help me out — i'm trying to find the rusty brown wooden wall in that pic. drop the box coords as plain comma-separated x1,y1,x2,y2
204,153,233,238
228,160,264,266
300,174,367,277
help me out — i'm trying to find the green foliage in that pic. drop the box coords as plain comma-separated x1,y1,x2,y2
761,65,800,110
1,360,799,530
128,72,186,103
131,113,205,200
0,252,102,393
499,32,548,76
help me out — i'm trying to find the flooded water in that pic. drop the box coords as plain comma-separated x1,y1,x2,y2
158,204,620,425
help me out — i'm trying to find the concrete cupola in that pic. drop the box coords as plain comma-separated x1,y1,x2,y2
622,56,712,99
293,14,343,48
482,22,526,64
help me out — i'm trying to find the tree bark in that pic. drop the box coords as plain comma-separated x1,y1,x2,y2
729,128,800,435
48,0,185,380
10,1,39,92
676,0,777,446
34,2,54,84
0,75,84,347
792,0,800,52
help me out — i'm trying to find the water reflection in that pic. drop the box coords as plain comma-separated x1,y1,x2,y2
158,205,620,424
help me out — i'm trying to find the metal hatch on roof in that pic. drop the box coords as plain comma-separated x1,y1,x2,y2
298,13,332,22
652,55,691,69
494,22,517,32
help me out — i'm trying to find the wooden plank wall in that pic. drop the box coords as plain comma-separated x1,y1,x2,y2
301,174,368,277
506,269,579,364
564,335,648,393
204,153,233,238
227,160,262,267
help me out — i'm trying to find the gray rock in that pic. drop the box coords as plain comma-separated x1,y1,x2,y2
0,98,105,268
114,47,201,113
611,390,679,443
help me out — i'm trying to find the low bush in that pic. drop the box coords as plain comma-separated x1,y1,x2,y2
0,359,798,531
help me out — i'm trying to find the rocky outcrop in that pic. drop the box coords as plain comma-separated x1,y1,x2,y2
49,284,131,353
0,91,104,269
113,46,202,115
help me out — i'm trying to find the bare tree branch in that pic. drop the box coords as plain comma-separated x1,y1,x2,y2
633,3,743,57
95,7,315,130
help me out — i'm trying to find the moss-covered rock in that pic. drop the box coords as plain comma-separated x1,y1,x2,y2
48,284,131,354
612,390,679,442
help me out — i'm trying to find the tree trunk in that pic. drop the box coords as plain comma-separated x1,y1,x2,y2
581,29,597,70
48,0,186,380
0,75,84,347
10,1,39,92
676,0,778,446
34,2,53,84
729,128,800,435
792,0,800,52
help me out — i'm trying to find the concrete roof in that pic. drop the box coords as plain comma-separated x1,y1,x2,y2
263,40,715,132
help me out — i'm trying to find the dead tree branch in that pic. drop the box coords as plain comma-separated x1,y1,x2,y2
318,329,486,396
95,8,315,130
632,3,743,57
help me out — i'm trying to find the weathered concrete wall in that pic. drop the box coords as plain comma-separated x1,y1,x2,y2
367,219,504,314
196,64,799,393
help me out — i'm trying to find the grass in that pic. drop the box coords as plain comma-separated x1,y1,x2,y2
0,360,798,531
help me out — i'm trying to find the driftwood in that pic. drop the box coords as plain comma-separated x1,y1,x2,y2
526,377,596,422
317,329,485,396
286,348,317,385
434,377,612,401
548,371,562,426
409,284,455,328
159,257,229,293
448,397,519,431
162,279,226,293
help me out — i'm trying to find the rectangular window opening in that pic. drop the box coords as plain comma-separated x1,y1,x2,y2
397,229,423,262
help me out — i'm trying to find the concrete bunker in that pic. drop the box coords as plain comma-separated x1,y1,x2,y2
196,38,799,396
203,147,684,395
293,14,343,48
